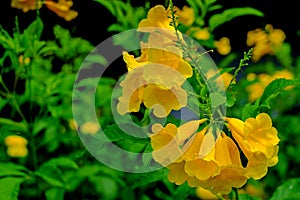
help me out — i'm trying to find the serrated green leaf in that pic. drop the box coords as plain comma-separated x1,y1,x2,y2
270,178,300,200
209,7,264,31
0,177,25,200
259,78,296,105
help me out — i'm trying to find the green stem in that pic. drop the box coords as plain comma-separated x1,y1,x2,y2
233,188,239,200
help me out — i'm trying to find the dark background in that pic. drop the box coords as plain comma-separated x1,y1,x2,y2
1,0,300,60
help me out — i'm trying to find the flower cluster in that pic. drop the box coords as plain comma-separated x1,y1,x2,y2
150,113,279,194
116,3,281,195
11,0,78,21
117,5,193,118
4,135,28,158
246,24,286,62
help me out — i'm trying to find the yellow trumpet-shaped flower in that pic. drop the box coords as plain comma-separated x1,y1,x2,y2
138,5,173,31
226,113,280,179
118,45,193,118
184,130,248,194
150,120,248,194
4,135,28,158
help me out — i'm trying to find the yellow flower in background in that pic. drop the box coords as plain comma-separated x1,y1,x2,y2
80,121,100,135
246,69,294,102
4,135,28,158
206,70,234,89
226,113,280,179
246,24,286,62
11,0,42,12
44,0,78,21
186,27,211,40
11,0,78,21
174,6,195,26
214,37,231,55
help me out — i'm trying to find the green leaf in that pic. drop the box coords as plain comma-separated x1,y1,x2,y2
103,124,149,142
259,78,297,105
226,90,236,107
35,165,65,188
0,162,30,178
35,157,78,188
0,177,25,200
209,7,264,31
23,17,43,41
210,93,226,108
45,188,65,200
241,103,259,120
46,157,79,170
270,178,300,200
93,0,116,15
131,169,168,189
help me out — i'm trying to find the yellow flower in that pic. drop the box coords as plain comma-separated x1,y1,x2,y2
195,187,219,200
174,6,195,26
246,24,286,62
11,0,78,21
186,27,211,40
214,37,231,55
147,48,193,79
80,121,99,135
11,0,42,12
184,131,248,194
150,120,248,194
246,70,294,102
138,5,173,31
118,47,193,118
150,120,204,165
44,0,78,21
226,113,280,179
143,84,188,118
68,119,78,131
206,70,234,89
4,135,28,158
